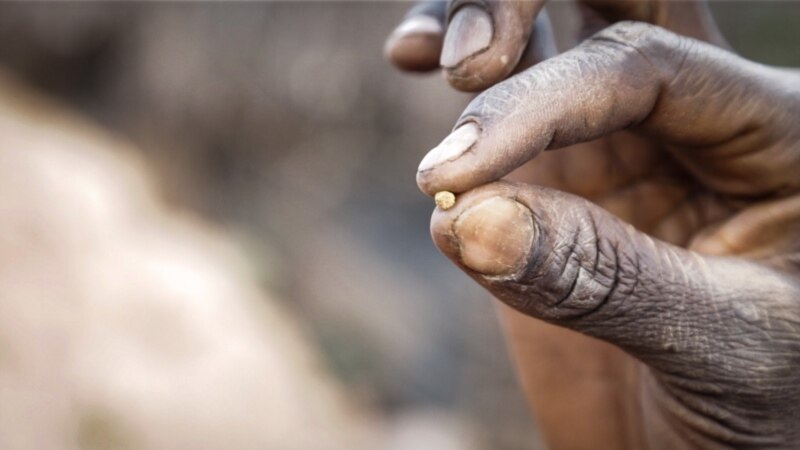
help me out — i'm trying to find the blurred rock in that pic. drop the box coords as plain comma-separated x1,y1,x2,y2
383,408,482,450
0,71,373,450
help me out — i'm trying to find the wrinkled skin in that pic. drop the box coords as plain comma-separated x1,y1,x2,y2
386,1,800,449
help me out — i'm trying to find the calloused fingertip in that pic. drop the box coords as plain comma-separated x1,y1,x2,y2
429,183,536,277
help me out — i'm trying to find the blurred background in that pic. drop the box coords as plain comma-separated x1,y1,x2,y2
0,2,797,449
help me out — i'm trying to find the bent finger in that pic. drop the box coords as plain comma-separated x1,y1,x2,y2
417,22,800,197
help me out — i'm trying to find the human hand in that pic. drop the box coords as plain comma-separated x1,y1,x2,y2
384,0,728,91
415,16,800,449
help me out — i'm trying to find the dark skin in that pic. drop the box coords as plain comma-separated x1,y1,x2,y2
385,1,800,449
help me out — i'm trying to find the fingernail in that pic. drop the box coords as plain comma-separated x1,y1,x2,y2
418,123,480,172
392,15,443,38
440,6,493,68
453,197,534,276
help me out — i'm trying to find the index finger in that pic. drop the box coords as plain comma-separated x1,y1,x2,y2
417,22,800,198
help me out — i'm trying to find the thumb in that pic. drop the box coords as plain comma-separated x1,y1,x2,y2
430,181,800,373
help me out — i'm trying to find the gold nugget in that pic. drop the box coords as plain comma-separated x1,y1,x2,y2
435,191,456,210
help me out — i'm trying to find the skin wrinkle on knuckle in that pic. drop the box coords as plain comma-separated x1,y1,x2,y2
666,35,696,88
511,209,627,322
589,20,662,51
544,222,582,302
486,201,650,326
587,20,683,89
567,224,627,322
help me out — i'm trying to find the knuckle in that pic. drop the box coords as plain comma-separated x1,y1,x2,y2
510,211,631,322
546,216,621,320
591,20,665,47
588,21,689,78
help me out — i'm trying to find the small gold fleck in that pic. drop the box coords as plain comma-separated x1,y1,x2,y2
435,191,456,210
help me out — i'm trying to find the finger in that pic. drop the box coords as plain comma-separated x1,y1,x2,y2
384,1,447,72
441,0,545,92
690,193,800,267
429,181,800,380
417,22,800,197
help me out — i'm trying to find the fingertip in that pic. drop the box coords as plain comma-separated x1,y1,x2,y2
441,1,543,92
439,4,497,92
416,166,478,197
415,163,473,197
385,15,444,72
430,183,536,277
416,122,482,195
430,185,490,256
416,170,439,197
443,66,496,93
